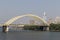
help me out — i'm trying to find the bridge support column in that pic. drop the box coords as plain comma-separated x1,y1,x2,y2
46,27,49,31
2,25,9,32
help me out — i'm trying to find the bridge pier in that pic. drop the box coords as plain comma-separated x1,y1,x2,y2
2,25,9,32
46,27,49,31
41,26,49,31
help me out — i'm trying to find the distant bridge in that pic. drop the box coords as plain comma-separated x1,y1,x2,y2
1,14,49,32
3,14,49,26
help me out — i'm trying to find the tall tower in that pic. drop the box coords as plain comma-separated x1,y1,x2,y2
43,12,47,21
43,12,49,31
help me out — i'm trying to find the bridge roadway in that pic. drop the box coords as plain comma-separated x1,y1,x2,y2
0,24,48,27
0,24,25,27
0,24,49,32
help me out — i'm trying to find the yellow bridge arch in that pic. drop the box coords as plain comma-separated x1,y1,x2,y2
4,14,49,26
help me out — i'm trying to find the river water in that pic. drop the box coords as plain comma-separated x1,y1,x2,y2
0,31,60,40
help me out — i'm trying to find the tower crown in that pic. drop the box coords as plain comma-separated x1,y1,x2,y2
43,12,47,21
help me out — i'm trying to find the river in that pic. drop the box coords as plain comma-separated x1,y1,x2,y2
0,31,60,40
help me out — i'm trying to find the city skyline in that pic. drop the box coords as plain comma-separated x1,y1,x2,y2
0,0,60,23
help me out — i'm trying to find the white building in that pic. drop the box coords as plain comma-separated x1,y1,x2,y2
55,16,60,24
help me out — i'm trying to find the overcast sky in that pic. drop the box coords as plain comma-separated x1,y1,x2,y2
0,0,60,23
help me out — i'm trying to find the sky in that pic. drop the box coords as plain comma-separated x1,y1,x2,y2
0,0,60,23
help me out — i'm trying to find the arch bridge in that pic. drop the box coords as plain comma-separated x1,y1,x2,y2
2,14,49,32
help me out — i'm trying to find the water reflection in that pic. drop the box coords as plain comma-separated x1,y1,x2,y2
0,32,8,40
